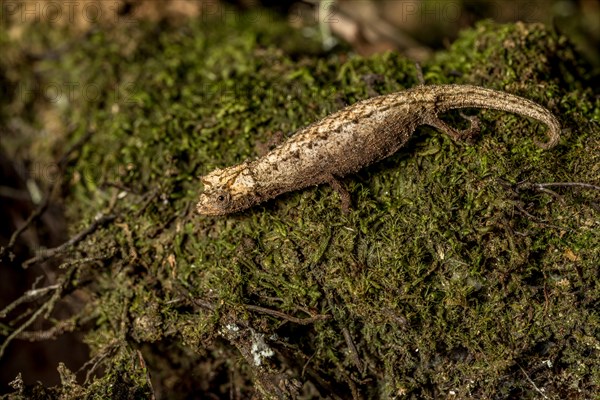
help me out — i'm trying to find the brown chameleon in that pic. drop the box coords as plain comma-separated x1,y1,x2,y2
197,84,560,215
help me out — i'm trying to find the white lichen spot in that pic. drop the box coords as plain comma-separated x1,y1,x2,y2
251,331,274,366
225,324,240,332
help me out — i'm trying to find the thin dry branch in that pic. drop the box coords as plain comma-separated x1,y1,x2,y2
1,128,94,261
22,214,116,268
244,304,331,325
0,284,60,318
0,293,57,358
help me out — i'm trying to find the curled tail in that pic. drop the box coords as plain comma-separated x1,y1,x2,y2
433,84,561,149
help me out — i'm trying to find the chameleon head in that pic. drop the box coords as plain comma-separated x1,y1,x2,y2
197,162,259,215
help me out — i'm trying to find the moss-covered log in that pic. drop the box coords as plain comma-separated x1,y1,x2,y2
1,9,599,399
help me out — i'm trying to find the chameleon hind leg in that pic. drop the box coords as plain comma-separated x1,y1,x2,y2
424,112,481,142
323,174,352,214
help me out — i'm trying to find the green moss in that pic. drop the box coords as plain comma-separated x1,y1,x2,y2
2,11,598,399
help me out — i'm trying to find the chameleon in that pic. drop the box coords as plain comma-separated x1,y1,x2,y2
197,84,560,216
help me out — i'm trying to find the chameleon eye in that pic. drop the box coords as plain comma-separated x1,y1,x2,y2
215,191,231,204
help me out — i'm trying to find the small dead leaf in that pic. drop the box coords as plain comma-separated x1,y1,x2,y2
564,249,579,262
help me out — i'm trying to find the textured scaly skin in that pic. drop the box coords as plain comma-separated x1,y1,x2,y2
197,84,560,215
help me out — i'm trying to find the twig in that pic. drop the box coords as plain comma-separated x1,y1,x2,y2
0,186,30,201
519,364,549,399
0,128,94,261
301,351,317,378
536,187,564,203
0,294,56,359
173,282,217,311
415,62,424,85
0,284,60,318
115,222,138,266
0,265,79,358
513,202,545,221
1,195,51,260
147,202,189,238
136,350,156,400
22,214,115,268
533,182,600,191
512,203,566,231
79,339,121,384
16,318,76,341
342,327,364,372
334,359,361,400
191,297,217,311
244,304,331,325
517,181,600,204
134,188,160,217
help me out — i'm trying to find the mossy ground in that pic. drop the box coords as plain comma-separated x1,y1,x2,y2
1,9,599,400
